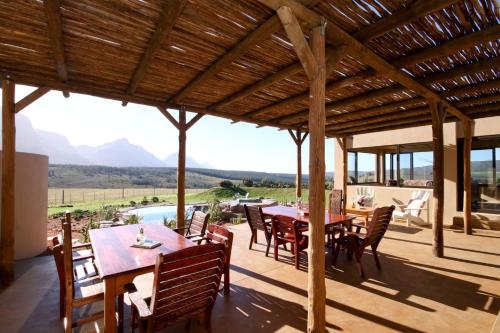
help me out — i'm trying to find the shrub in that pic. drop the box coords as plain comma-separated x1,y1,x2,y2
126,214,142,225
151,196,159,203
219,180,234,188
81,216,98,243
207,198,223,224
141,196,149,205
163,216,176,229
242,178,253,187
72,209,88,221
129,200,137,207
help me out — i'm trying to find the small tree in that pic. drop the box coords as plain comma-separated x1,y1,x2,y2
151,196,159,203
219,180,234,188
207,198,223,224
242,178,253,187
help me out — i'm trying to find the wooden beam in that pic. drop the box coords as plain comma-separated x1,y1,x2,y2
300,131,309,144
15,87,51,113
462,120,473,235
1,79,15,286
43,0,70,97
157,107,179,129
340,138,348,212
454,93,500,108
277,6,318,80
296,131,303,198
441,79,499,98
336,112,433,134
288,129,299,144
430,100,445,257
217,0,456,113
186,113,204,130
353,0,461,42
307,23,326,333
170,0,320,104
177,110,186,229
126,0,187,96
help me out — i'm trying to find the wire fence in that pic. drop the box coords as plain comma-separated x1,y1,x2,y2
48,188,205,205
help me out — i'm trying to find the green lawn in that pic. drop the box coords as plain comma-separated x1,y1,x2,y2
48,186,330,217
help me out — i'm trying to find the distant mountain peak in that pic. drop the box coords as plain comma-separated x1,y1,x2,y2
15,115,210,168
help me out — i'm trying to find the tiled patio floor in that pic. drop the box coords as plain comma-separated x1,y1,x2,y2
1,222,499,332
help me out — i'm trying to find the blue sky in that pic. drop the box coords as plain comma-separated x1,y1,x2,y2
1,85,335,173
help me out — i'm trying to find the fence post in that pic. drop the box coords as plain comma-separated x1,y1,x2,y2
122,187,124,199
62,189,65,204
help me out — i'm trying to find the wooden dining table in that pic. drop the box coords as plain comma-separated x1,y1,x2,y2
262,205,355,229
89,222,195,333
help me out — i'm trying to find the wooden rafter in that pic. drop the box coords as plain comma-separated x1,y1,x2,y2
237,0,464,119
210,43,348,111
186,113,204,130
277,6,318,80
157,107,179,129
170,0,321,104
15,87,51,113
43,0,69,97
256,0,500,123
125,0,187,98
353,0,461,42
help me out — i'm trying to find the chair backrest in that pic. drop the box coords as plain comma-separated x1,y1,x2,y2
187,211,210,236
271,215,307,246
364,206,395,247
205,225,233,266
407,192,429,217
148,243,225,331
244,205,268,232
53,221,75,309
329,189,343,215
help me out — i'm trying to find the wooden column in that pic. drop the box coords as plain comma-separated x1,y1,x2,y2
296,131,302,199
1,78,15,285
430,100,445,257
289,130,308,199
307,23,326,333
463,120,473,235
341,137,348,212
177,109,186,229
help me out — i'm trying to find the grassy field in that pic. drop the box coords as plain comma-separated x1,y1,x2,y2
47,187,328,216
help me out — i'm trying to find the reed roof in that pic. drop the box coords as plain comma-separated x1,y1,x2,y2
0,0,499,137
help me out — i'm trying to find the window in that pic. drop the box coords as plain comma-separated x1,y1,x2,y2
348,151,377,184
458,136,500,214
385,147,433,187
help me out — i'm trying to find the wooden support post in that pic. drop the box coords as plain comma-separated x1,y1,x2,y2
1,78,15,285
177,109,186,229
463,120,473,235
307,22,326,333
341,137,348,212
288,130,308,199
430,100,445,257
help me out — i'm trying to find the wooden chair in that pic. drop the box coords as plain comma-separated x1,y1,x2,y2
333,205,395,278
244,205,273,256
327,189,345,251
125,243,226,333
52,212,94,262
174,210,210,244
203,224,233,295
53,222,123,332
271,215,308,269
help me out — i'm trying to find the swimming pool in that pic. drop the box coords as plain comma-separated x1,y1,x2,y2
127,205,193,223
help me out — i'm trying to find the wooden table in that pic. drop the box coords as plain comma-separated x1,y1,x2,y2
345,206,375,225
90,222,195,333
262,205,355,229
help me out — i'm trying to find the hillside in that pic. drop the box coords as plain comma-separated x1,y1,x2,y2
48,164,312,188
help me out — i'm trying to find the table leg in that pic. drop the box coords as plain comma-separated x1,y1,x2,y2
104,277,117,333
365,214,369,226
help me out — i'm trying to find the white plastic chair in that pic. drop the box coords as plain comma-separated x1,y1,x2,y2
356,187,375,207
393,191,430,226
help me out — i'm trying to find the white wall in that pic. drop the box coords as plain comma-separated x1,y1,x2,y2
0,152,48,259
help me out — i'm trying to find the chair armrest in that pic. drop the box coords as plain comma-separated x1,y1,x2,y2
72,242,92,249
73,254,94,262
403,207,428,211
185,233,203,239
124,283,152,319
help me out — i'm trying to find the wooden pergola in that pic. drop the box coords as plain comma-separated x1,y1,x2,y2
0,0,498,331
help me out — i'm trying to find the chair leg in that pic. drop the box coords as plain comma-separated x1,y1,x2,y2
332,241,341,266
274,239,279,261
265,238,271,257
59,287,65,320
354,249,365,278
64,303,72,333
204,310,212,333
224,266,230,295
248,231,254,250
295,250,300,269
372,247,381,270
254,231,258,244
118,294,124,333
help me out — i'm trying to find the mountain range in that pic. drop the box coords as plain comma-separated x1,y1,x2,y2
15,115,210,168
